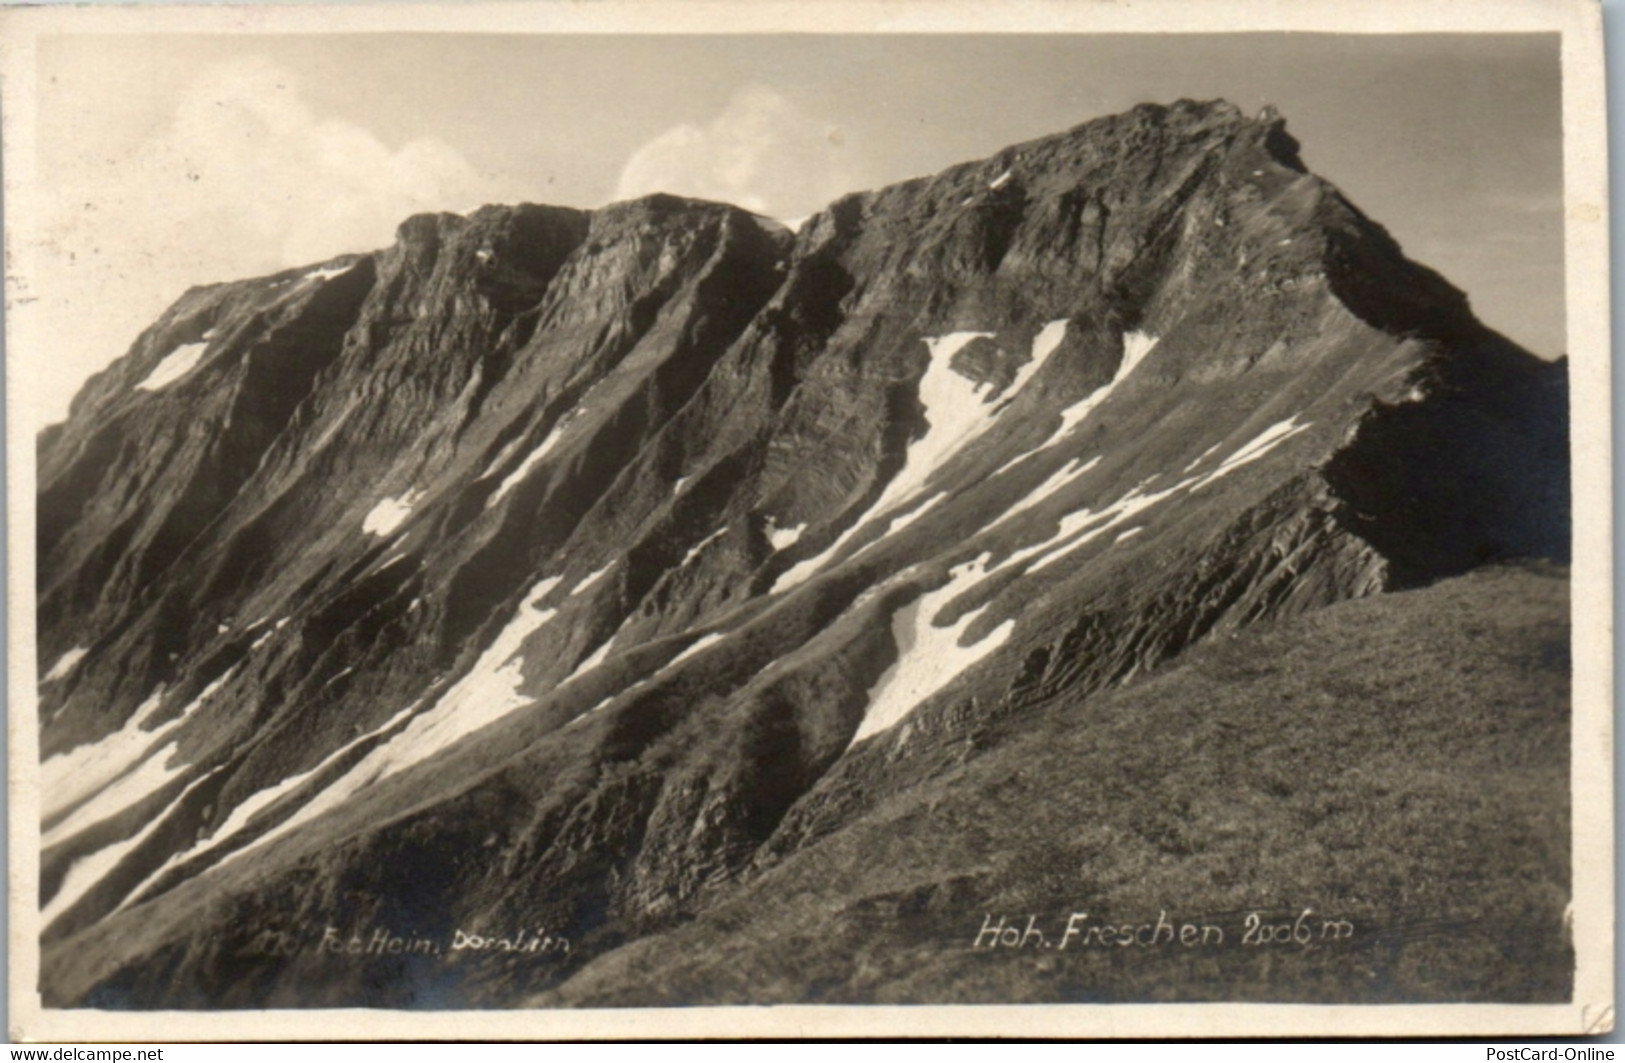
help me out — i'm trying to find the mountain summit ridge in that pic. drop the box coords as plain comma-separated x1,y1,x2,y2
35,98,1568,1007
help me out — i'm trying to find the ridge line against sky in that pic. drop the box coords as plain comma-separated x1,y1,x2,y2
16,32,1562,426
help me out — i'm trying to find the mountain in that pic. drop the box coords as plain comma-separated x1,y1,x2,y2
34,98,1569,1009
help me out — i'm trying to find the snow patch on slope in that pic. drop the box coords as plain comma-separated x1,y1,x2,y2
477,437,526,481
681,529,728,568
363,489,425,537
217,575,568,858
562,638,615,688
1191,417,1310,491
1015,479,1188,575
302,264,354,284
993,455,1101,529
1122,330,1159,375
1019,319,1069,387
44,768,224,930
765,519,805,551
1037,330,1157,448
488,426,569,507
43,647,88,683
42,687,169,825
851,553,1012,745
775,329,1050,592
126,704,418,902
873,493,942,541
991,319,1070,415
667,632,725,669
135,343,208,391
575,562,615,594
364,575,564,782
868,331,1000,516
1183,442,1223,472
997,416,1314,576
772,523,867,593
44,669,237,846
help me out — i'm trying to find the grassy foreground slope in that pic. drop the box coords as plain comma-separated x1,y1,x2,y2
540,563,1571,1005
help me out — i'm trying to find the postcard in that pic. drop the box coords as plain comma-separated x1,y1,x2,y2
2,0,1610,1041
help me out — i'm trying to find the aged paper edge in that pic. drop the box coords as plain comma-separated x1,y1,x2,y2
0,0,1610,1041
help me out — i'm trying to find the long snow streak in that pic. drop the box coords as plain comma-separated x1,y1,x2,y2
561,637,615,687
302,264,353,284
1036,330,1157,449
215,575,568,863
43,688,169,826
667,632,726,669
488,426,568,507
772,522,868,593
1000,416,1313,575
871,493,943,541
869,331,999,517
1183,441,1223,472
993,455,1102,529
477,437,526,481
136,704,419,892
775,328,1054,592
1191,417,1310,490
44,668,235,839
681,529,728,568
367,575,565,782
135,343,208,391
851,553,1013,744
998,319,1068,407
43,768,224,930
43,647,88,683
575,562,615,594
844,415,1317,745
1021,482,1183,574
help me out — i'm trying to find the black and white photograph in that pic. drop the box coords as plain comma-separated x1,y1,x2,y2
2,0,1611,1041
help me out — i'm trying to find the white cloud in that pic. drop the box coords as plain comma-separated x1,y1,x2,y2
18,56,529,427
612,84,860,220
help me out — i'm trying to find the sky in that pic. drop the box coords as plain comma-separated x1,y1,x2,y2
16,32,1563,425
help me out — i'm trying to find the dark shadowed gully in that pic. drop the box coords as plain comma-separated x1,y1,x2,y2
37,99,1568,1008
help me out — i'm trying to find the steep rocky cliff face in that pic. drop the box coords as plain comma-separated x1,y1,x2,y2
35,99,1568,1008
